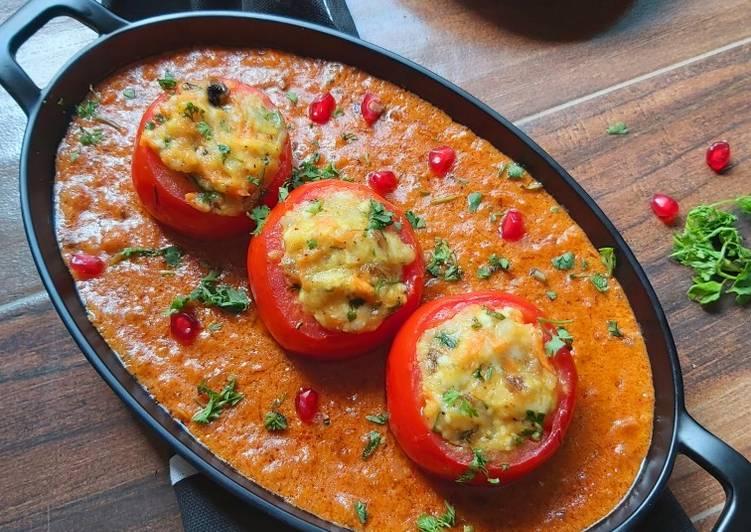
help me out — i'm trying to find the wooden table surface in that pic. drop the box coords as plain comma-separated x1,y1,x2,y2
1,0,749,530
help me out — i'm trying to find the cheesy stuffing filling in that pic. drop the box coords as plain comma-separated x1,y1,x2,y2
278,191,416,332
419,305,559,452
140,80,286,216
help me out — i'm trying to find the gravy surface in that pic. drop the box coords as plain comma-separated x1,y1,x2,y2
54,48,654,531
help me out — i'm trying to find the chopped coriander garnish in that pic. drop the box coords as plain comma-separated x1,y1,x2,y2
456,448,490,483
467,192,483,213
546,290,557,301
484,307,505,320
333,107,344,117
441,390,477,417
76,97,98,118
288,152,341,189
427,239,462,281
354,501,368,525
435,330,459,349
285,91,298,104
671,196,751,306
192,377,243,424
368,200,395,230
169,271,250,314
551,251,575,270
306,239,318,250
476,253,510,279
472,365,494,382
278,186,289,202
366,413,389,425
249,205,271,236
217,143,230,162
340,132,358,142
406,210,427,229
79,128,104,146
544,326,573,356
122,88,136,99
157,71,177,90
207,322,223,332
196,121,212,139
599,247,616,276
183,101,203,121
517,410,545,442
362,431,384,459
506,162,526,180
70,150,80,162
607,121,629,135
590,273,610,292
607,319,623,337
113,245,182,267
416,502,456,532
264,411,288,432
307,199,323,215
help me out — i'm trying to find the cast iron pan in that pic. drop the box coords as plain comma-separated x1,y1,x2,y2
1,0,749,530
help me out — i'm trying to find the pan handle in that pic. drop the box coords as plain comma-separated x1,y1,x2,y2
678,410,751,532
0,0,126,115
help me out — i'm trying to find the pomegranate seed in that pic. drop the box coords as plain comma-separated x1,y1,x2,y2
367,170,398,195
308,92,336,124
70,253,105,280
706,141,731,173
295,387,319,424
361,93,384,125
170,312,201,345
501,209,525,241
428,146,456,176
651,194,679,224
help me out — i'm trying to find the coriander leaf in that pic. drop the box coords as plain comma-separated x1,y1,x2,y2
368,200,394,230
551,251,575,270
607,121,629,135
607,319,623,338
76,98,98,118
278,186,289,202
170,271,250,314
217,143,231,162
435,330,459,349
285,91,298,104
207,322,223,332
426,239,462,281
264,411,288,431
158,71,177,90
736,195,751,215
307,199,323,215
354,501,368,525
196,121,212,139
728,263,751,305
544,327,573,356
192,377,243,424
456,448,489,483
362,431,383,459
161,246,182,267
288,152,341,189
416,502,456,532
599,247,616,276
467,192,483,213
406,210,427,229
79,128,104,146
590,273,609,292
687,279,724,305
546,290,557,301
441,390,477,417
123,88,136,99
366,413,389,425
341,132,358,142
250,205,271,236
506,163,526,180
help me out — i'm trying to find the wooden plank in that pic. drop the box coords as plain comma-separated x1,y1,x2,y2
0,301,180,531
521,43,751,529
350,0,751,120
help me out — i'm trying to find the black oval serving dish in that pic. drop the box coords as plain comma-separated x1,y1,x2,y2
0,0,749,530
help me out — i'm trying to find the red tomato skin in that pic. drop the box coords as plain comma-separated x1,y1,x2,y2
131,81,292,240
247,180,425,359
386,292,577,485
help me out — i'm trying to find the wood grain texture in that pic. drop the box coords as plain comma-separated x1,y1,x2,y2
0,0,749,530
521,43,751,530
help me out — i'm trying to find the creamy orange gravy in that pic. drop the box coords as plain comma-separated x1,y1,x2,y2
54,48,654,531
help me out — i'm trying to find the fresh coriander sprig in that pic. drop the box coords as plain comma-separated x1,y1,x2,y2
192,377,243,424
169,271,250,315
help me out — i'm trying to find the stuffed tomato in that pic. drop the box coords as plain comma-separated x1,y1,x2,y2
132,78,292,239
386,292,577,485
247,179,424,358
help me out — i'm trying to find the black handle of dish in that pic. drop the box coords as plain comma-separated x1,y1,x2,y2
0,0,126,115
678,410,751,531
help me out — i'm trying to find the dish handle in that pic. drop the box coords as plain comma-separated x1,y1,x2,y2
678,410,751,531
0,0,126,115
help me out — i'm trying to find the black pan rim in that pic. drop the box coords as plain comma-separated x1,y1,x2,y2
18,9,682,531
